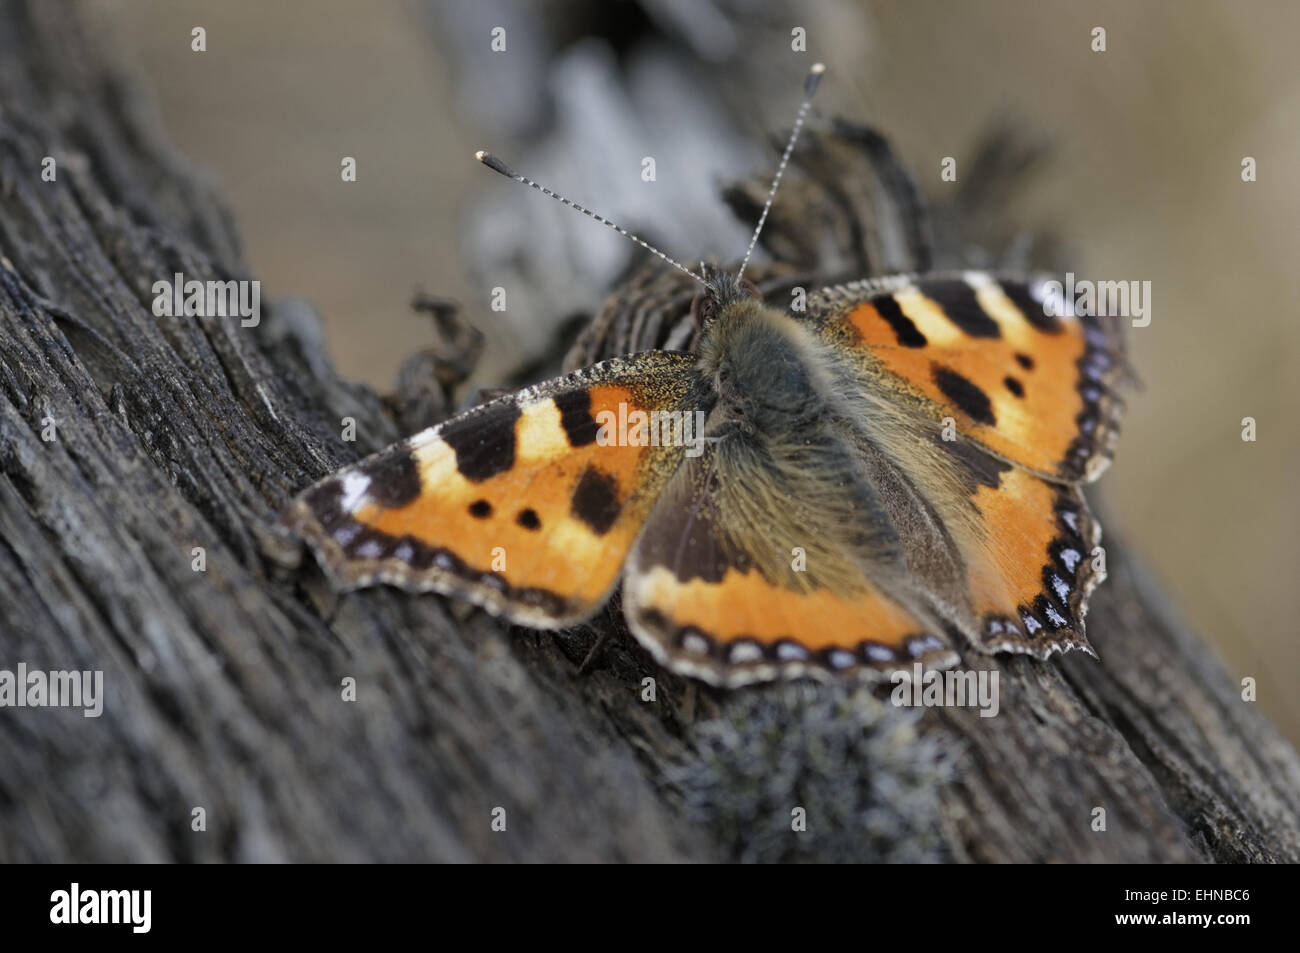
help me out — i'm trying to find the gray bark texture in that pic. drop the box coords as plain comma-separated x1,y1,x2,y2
1,2,1298,863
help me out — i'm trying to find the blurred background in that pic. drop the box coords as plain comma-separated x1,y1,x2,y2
84,0,1299,743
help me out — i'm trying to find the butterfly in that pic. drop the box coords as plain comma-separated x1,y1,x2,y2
281,64,1128,687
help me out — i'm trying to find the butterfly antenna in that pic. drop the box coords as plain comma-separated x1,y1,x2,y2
474,150,708,288
735,62,825,283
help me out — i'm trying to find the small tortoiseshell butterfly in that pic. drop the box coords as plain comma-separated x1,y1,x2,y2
283,64,1128,687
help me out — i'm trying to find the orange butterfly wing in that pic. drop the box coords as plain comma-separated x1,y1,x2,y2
623,448,957,686
806,273,1126,483
284,352,696,626
802,273,1126,656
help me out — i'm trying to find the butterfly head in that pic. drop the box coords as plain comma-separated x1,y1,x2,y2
696,268,759,326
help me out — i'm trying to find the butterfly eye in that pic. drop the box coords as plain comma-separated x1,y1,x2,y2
697,296,718,325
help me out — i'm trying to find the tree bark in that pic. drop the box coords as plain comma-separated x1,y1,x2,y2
1,1,1297,863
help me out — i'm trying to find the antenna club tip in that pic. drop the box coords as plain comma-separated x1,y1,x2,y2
804,63,826,98
475,150,517,179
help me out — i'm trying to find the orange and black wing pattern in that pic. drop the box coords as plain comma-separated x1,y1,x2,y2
283,352,697,627
802,272,1127,660
806,272,1127,483
623,451,958,687
937,437,1106,657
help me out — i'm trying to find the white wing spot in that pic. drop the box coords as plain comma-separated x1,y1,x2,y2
682,633,711,656
340,473,372,512
728,641,764,663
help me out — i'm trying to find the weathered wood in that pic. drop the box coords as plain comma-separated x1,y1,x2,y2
1,1,1297,863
